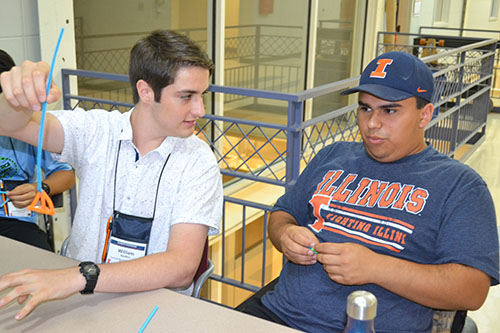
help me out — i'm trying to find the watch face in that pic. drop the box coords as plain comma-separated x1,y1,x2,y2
86,266,97,274
81,262,99,276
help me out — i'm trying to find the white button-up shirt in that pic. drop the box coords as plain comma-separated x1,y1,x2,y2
51,108,222,263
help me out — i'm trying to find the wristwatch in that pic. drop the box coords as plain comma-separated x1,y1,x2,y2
79,261,100,294
41,182,51,195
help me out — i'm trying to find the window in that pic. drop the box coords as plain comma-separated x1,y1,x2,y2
434,0,450,24
491,0,499,19
413,0,422,16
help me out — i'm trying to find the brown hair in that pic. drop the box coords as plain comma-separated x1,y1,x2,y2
129,30,214,104
0,49,15,93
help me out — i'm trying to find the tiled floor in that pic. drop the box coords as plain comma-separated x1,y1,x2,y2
463,112,500,331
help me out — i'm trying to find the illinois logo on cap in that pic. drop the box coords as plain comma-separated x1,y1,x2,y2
370,59,393,79
341,51,434,102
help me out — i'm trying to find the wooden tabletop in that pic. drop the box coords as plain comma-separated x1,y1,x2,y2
0,236,297,332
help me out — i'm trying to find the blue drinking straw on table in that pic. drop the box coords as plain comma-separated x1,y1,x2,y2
138,305,159,333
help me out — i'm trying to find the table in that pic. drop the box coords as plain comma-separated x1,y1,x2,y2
0,236,297,332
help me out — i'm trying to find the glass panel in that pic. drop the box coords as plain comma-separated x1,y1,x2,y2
73,0,211,105
434,0,450,23
223,0,309,121
491,0,499,18
312,0,364,117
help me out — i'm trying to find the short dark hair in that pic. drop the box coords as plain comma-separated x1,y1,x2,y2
0,49,16,93
415,96,431,109
129,30,214,104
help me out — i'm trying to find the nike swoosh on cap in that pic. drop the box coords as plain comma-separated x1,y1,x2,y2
417,87,427,93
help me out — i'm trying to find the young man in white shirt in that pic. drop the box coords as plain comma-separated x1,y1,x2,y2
0,30,223,320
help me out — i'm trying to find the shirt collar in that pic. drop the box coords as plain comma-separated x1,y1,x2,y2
118,109,134,141
118,108,178,159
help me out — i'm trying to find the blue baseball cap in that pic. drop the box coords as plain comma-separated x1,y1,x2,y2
341,51,434,102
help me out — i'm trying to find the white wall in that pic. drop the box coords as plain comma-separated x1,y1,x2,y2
407,0,499,37
409,0,464,36
406,0,500,39
0,0,41,65
409,0,436,33
463,0,500,39
37,0,77,110
0,0,77,97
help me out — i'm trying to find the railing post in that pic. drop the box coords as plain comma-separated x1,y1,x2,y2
450,51,467,155
253,25,261,105
480,42,497,135
286,100,303,192
61,69,72,110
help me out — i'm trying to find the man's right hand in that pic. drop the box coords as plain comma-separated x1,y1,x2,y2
278,224,319,265
0,61,61,112
0,266,85,320
268,210,319,265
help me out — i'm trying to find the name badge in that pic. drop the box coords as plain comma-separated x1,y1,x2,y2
102,211,153,263
7,201,32,217
106,236,147,263
1,179,31,217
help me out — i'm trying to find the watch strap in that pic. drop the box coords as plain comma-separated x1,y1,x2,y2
79,261,100,294
42,182,51,195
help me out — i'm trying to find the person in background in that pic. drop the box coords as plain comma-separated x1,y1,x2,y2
0,30,222,320
0,49,75,251
239,51,499,332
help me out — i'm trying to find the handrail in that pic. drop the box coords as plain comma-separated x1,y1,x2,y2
418,26,500,36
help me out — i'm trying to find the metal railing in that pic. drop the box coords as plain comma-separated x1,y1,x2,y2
417,26,500,110
377,32,496,160
217,197,273,292
74,24,304,105
61,34,496,299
